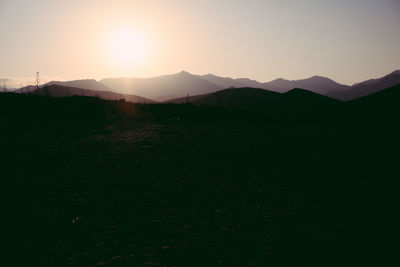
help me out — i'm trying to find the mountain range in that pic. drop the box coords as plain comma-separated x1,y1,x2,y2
326,70,400,101
100,71,351,101
12,69,400,103
100,70,400,102
100,71,223,101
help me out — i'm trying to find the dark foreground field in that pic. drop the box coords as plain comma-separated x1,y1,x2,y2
2,93,400,266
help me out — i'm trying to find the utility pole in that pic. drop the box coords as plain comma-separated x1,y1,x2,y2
35,72,40,89
2,80,5,92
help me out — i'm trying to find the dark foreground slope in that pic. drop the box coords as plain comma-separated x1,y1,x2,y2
2,90,400,266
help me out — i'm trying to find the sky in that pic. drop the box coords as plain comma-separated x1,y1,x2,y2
1,0,399,87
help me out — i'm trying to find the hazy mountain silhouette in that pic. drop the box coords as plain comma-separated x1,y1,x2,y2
198,70,400,102
0,78,18,90
100,71,223,101
327,70,400,101
202,74,264,89
261,78,290,92
14,79,112,94
263,76,350,94
100,71,352,101
31,84,155,103
12,70,400,102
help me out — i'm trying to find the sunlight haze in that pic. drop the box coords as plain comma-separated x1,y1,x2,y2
1,0,399,86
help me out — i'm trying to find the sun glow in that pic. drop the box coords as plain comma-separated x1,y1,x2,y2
107,28,149,68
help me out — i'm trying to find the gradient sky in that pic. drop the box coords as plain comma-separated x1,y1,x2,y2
1,0,399,87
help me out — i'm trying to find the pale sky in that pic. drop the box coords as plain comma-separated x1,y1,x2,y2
1,0,399,87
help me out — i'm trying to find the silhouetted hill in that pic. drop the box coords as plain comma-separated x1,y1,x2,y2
282,88,342,116
190,87,340,112
100,71,223,101
45,79,113,92
192,88,281,109
14,85,37,93
283,88,339,103
327,70,400,101
33,84,155,103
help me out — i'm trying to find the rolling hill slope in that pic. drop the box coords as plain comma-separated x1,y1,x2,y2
45,79,114,92
32,84,156,103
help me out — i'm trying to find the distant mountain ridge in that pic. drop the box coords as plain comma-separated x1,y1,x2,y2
263,76,350,94
326,70,400,101
165,70,400,102
202,74,264,90
100,71,351,101
13,69,400,102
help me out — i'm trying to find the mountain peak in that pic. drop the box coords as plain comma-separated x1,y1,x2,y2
309,75,332,81
178,70,192,75
271,78,288,82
